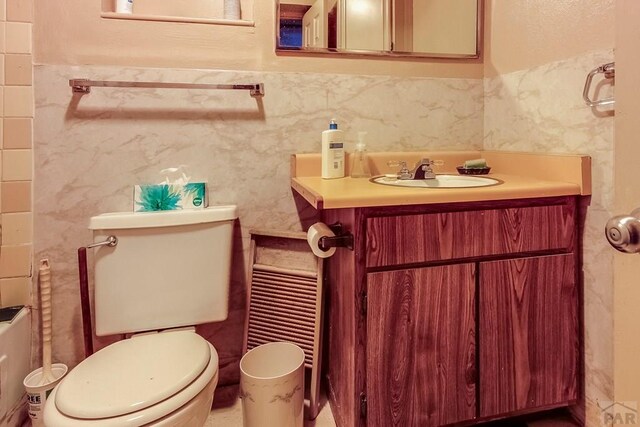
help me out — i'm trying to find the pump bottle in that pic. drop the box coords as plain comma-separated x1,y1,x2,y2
321,119,345,179
350,132,371,178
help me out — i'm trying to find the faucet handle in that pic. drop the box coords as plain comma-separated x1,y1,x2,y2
419,158,444,167
387,160,406,168
387,160,412,179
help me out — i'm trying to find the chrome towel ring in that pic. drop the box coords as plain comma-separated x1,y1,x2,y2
583,62,615,107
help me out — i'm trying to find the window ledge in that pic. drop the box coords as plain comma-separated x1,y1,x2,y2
101,12,255,27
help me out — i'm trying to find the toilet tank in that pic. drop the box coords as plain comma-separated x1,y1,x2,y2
88,206,237,336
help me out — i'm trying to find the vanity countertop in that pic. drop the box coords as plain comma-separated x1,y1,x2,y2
291,151,591,209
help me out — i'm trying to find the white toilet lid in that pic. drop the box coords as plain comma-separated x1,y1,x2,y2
55,331,213,419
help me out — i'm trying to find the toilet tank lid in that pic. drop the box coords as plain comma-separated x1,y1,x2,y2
89,205,238,230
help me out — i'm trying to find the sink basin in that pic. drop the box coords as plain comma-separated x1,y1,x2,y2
371,174,502,188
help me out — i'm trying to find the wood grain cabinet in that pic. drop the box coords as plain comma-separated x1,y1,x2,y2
367,264,477,426
479,255,578,417
322,196,582,427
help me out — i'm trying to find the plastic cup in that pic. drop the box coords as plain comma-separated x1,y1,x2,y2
224,0,241,19
115,0,133,14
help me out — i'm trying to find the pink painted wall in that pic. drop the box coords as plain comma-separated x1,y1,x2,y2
34,0,483,78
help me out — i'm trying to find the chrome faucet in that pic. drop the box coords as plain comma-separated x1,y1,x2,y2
412,158,437,180
388,158,443,180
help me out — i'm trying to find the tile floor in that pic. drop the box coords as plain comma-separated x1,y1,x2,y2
205,398,336,427
206,384,336,426
206,391,578,427
205,404,580,427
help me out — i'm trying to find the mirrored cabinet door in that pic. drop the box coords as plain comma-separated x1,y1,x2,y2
276,0,482,59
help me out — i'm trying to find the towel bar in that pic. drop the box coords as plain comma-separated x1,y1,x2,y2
69,79,265,97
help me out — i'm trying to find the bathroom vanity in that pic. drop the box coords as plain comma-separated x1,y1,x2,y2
291,151,590,427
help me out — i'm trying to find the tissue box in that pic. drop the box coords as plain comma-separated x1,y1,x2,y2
134,183,207,211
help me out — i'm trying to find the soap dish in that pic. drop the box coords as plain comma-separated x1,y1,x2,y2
456,166,491,175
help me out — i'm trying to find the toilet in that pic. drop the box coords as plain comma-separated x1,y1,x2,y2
43,206,237,426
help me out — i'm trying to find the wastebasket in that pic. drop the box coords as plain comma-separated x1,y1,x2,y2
240,342,305,427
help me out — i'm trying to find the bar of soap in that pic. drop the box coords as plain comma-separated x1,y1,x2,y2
463,158,487,169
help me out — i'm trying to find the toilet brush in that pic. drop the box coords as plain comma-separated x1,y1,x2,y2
39,259,55,384
23,259,68,426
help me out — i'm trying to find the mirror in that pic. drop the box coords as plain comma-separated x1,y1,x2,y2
276,0,481,58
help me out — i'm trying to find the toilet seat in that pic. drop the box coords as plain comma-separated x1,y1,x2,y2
43,331,218,426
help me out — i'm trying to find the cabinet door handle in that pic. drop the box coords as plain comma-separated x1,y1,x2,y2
605,208,640,253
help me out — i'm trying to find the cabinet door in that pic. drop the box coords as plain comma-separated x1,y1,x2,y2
479,255,578,417
367,264,477,427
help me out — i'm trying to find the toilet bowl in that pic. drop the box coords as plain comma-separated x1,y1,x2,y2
43,330,218,426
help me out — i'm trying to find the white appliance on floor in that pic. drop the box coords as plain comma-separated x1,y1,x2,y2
44,207,237,426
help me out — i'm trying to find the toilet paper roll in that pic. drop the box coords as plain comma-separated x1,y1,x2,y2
224,0,241,20
307,223,336,258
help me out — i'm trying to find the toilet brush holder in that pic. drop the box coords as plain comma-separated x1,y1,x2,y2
24,363,68,427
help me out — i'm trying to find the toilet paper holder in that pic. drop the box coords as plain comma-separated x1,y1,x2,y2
318,223,354,251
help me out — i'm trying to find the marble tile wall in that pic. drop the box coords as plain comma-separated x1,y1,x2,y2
484,49,615,426
33,64,483,383
0,0,33,310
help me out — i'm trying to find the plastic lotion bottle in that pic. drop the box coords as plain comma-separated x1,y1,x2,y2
351,131,371,178
321,119,345,179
